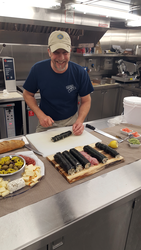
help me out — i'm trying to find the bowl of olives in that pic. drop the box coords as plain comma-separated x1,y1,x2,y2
0,155,26,176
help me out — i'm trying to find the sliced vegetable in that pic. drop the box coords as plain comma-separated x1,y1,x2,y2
128,138,140,144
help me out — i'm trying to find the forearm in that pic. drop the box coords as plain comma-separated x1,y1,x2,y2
23,90,54,127
77,97,91,123
23,92,44,119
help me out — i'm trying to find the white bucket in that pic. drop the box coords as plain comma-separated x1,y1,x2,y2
123,96,141,126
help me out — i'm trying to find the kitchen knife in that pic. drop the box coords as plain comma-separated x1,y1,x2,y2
24,144,43,156
86,124,119,141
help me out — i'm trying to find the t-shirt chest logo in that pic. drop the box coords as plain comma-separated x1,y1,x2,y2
66,85,76,93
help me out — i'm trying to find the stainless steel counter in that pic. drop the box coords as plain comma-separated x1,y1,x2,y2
0,118,141,250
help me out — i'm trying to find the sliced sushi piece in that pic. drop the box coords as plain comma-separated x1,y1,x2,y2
70,148,91,169
80,151,99,165
54,152,75,175
83,145,108,164
62,151,83,172
95,142,120,158
51,131,72,142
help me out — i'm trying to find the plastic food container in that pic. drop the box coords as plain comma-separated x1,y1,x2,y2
120,128,133,135
128,143,141,148
123,96,141,126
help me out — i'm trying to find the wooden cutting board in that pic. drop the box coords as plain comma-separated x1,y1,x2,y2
47,143,124,184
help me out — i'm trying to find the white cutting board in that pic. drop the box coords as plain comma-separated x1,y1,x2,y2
26,126,101,157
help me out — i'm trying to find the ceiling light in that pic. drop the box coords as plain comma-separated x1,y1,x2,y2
127,20,141,27
0,0,61,9
71,3,141,21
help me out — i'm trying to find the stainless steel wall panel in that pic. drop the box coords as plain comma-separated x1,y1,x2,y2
100,29,141,51
12,45,43,80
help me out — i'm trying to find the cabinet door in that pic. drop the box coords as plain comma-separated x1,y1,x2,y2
102,88,118,118
48,200,133,250
125,196,141,250
87,91,104,121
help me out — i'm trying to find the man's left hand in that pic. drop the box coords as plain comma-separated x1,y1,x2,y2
72,122,84,135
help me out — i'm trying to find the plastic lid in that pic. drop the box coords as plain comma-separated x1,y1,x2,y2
124,96,141,106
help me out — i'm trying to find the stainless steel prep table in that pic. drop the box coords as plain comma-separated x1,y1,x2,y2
0,117,141,250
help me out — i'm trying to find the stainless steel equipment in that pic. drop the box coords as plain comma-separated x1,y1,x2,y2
112,59,141,83
17,86,40,134
26,99,40,134
0,56,17,92
0,103,16,139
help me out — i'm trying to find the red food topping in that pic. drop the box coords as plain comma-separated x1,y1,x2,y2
80,151,99,165
131,132,140,137
122,128,132,132
19,155,36,165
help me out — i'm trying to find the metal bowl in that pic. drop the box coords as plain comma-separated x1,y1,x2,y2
0,155,26,176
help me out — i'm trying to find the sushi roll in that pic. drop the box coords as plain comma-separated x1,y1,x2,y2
70,148,91,169
83,145,108,164
54,152,75,175
51,131,72,142
95,142,120,158
62,151,83,172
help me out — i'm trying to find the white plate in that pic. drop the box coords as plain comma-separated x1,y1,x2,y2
0,155,26,177
120,129,133,135
1,151,45,181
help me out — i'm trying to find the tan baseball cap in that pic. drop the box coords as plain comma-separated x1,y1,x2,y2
48,30,71,53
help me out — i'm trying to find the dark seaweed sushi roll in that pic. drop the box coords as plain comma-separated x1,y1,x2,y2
70,148,91,169
62,151,83,172
51,131,72,142
83,145,108,163
54,152,75,175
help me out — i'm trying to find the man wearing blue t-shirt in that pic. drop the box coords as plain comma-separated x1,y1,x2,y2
23,30,94,135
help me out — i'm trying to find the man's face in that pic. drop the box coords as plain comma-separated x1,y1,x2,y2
48,48,70,73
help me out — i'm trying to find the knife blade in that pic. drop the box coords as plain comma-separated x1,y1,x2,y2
24,144,43,156
86,124,119,141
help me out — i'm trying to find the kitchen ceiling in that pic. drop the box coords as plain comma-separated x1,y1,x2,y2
0,0,141,44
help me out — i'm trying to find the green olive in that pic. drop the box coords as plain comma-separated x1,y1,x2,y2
1,165,9,170
14,166,18,170
9,163,14,168
5,160,12,165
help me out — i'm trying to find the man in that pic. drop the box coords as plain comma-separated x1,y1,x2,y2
23,30,94,135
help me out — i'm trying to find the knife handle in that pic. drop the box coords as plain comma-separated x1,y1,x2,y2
86,124,95,130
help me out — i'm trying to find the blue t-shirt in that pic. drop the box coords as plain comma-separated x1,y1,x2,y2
23,59,94,121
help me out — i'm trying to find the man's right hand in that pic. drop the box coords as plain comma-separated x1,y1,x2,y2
38,114,54,128
23,89,54,128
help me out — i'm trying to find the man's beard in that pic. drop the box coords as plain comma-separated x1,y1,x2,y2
54,61,67,72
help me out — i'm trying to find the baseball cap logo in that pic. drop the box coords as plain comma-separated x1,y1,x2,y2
57,34,64,40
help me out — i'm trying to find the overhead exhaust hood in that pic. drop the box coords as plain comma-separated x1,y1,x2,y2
0,1,109,46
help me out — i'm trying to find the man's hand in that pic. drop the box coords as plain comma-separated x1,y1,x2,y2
72,122,84,135
38,113,54,128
